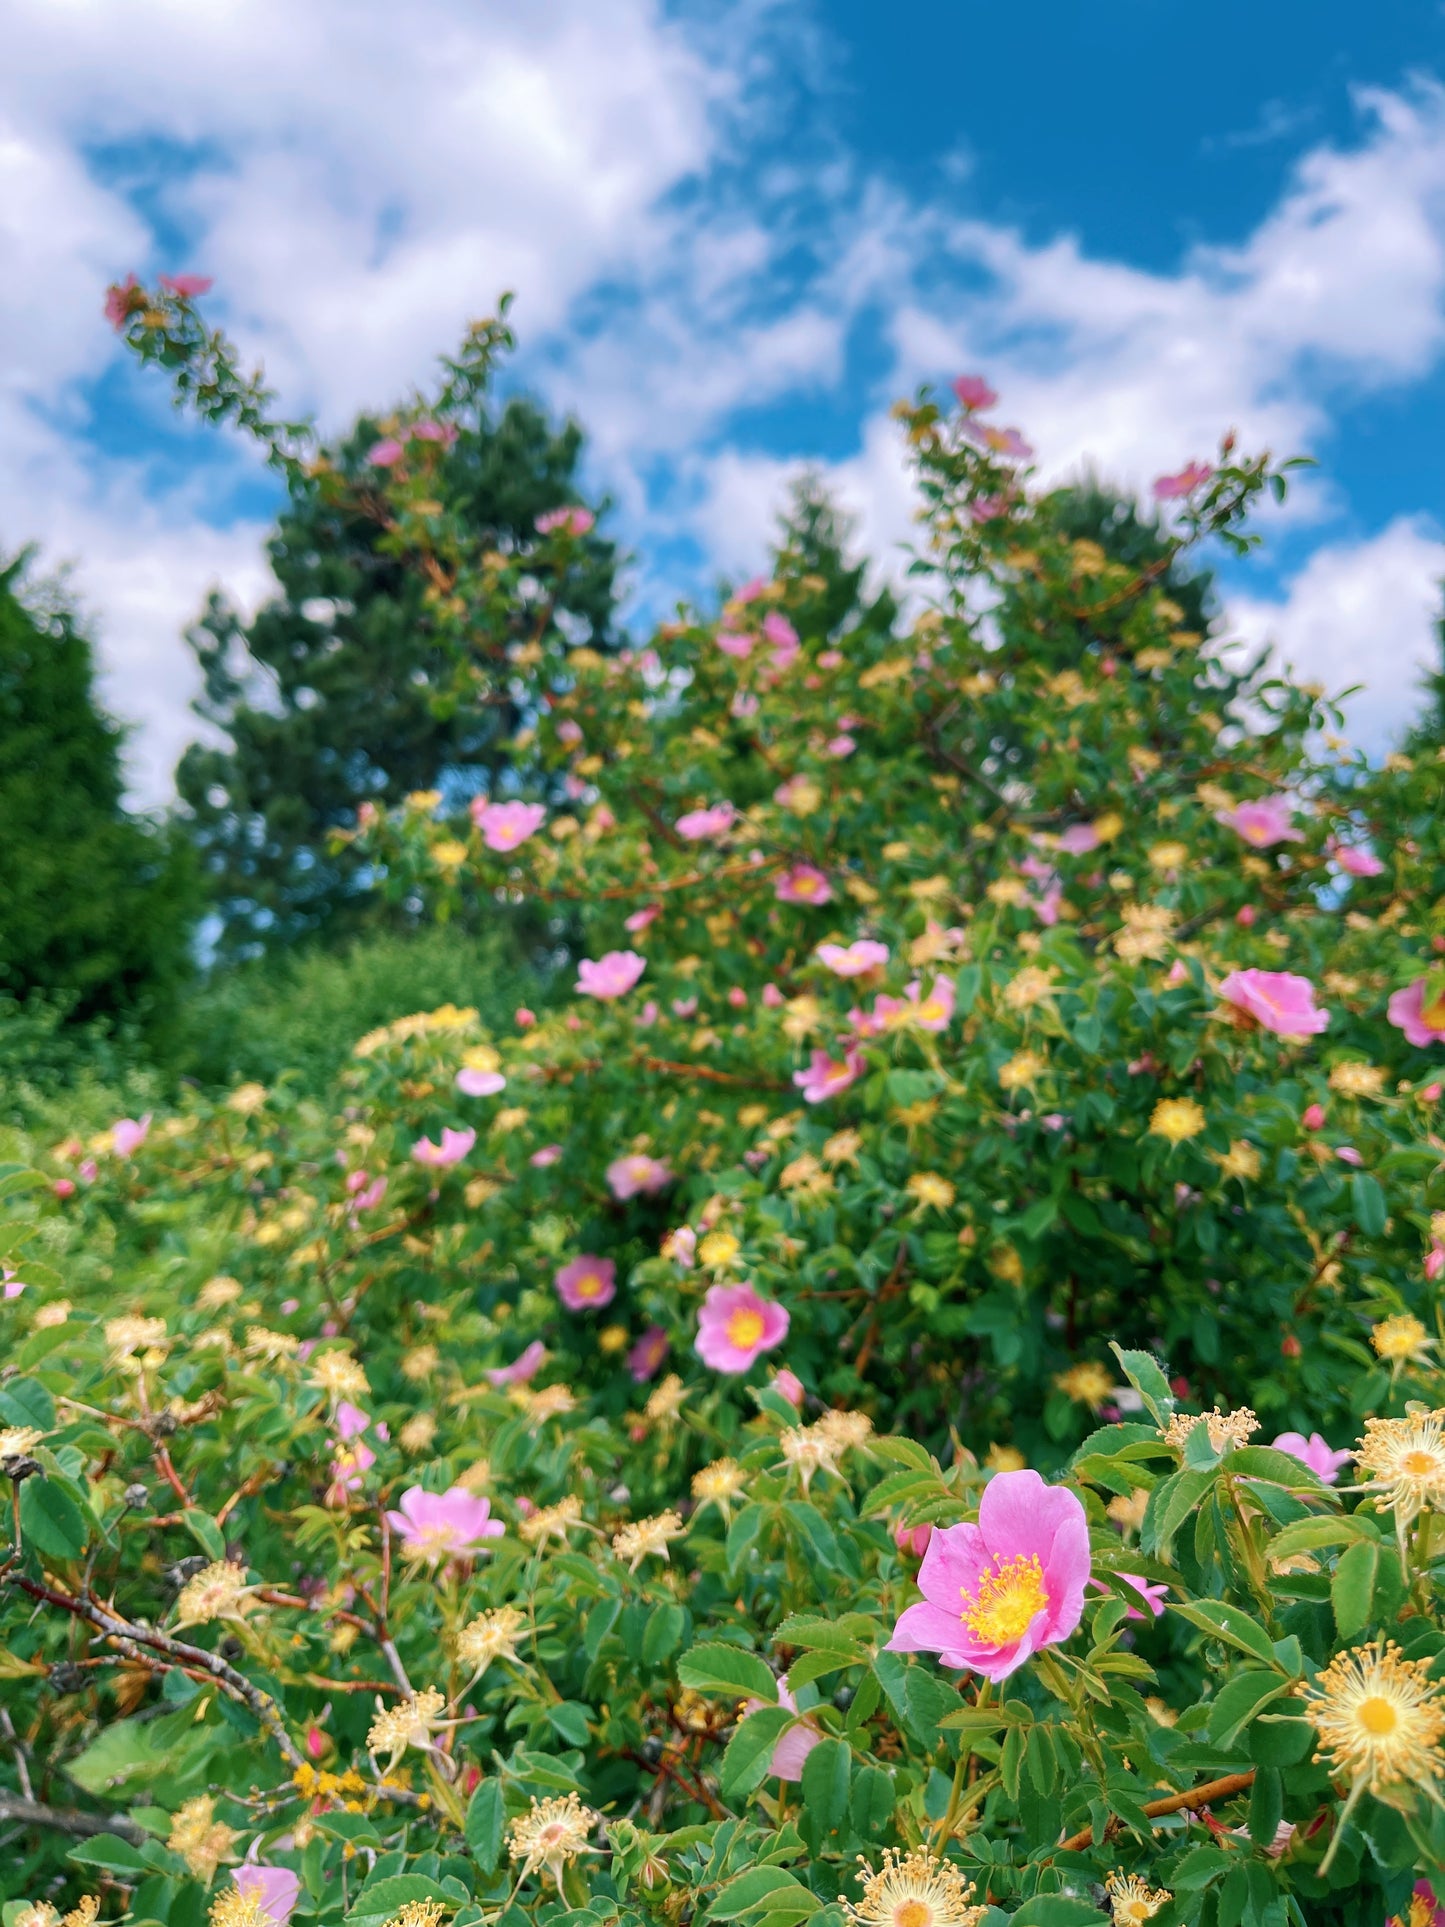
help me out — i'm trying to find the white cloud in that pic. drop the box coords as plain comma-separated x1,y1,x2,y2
1228,518,1442,751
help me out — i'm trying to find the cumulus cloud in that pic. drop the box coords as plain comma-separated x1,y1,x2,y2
3,6,1444,796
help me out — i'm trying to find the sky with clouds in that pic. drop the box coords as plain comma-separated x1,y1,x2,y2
4,0,1444,801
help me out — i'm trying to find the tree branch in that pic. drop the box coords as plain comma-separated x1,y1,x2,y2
1056,1769,1256,1854
0,1793,146,1843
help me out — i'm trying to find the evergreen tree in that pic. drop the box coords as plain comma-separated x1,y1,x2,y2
177,395,619,958
0,554,194,1023
766,472,899,641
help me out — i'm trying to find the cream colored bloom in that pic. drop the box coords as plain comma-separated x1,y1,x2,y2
1105,1873,1171,1925
1329,1061,1387,1098
1002,964,1057,1012
907,1172,956,1211
1162,1407,1259,1454
1355,1408,1445,1526
402,1344,440,1382
0,1426,44,1459
516,1383,577,1426
1371,1316,1433,1365
698,1230,740,1267
998,1048,1047,1093
816,1408,874,1453
507,1792,601,1886
308,1349,369,1400
456,1604,527,1678
198,1275,243,1311
844,1848,985,1927
1149,1098,1205,1144
169,1794,238,1881
822,1128,863,1165
1055,1361,1114,1411
175,1560,253,1629
1212,1139,1261,1181
106,1314,169,1362
244,1326,299,1364
691,1458,746,1514
611,1510,685,1571
644,1374,687,1423
519,1495,583,1547
399,1412,438,1455
367,1687,449,1767
780,1423,845,1492
209,1892,270,1927
1300,1640,1445,1792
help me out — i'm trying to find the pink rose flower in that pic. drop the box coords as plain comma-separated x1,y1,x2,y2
734,576,768,603
907,975,955,1033
1218,969,1329,1039
386,1486,505,1561
486,1340,547,1387
1153,461,1214,500
662,1226,696,1268
1388,978,1445,1048
159,272,214,298
103,275,140,329
555,1255,617,1311
3,1268,24,1300
456,1068,506,1097
349,1175,387,1213
112,1115,151,1158
895,1520,933,1559
671,996,698,1018
763,611,799,653
577,950,647,998
775,865,832,906
530,1144,563,1167
676,803,735,840
1056,823,1100,855
1302,1103,1326,1131
1328,838,1384,878
557,719,584,746
771,1367,805,1407
409,419,458,445
625,904,661,933
793,1048,864,1104
336,1402,372,1442
695,1282,789,1373
471,799,546,852
411,1126,476,1168
1216,795,1301,848
970,495,1009,524
234,1866,301,1925
951,374,998,412
607,1154,672,1200
815,939,889,977
716,631,753,659
368,438,406,467
1091,1573,1168,1621
887,1469,1090,1681
1272,1431,1352,1484
773,775,816,811
536,506,595,536
742,1674,820,1781
515,1007,536,1028
1336,1146,1363,1167
628,1326,670,1382
52,1179,75,1199
825,734,855,758
965,422,1033,462
761,984,785,1007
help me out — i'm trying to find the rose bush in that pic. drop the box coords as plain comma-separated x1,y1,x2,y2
0,280,1442,1923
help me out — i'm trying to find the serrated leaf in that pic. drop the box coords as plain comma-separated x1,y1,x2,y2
800,1737,849,1834
20,1477,88,1559
1170,1599,1280,1669
465,1780,504,1872
678,1643,776,1702
719,1706,792,1798
1331,1537,1380,1642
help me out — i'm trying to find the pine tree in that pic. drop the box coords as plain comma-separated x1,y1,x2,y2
177,395,619,957
0,554,194,1023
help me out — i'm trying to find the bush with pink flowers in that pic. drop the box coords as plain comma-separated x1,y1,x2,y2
0,282,1443,1922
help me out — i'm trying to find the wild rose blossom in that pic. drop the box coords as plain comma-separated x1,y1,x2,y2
607,1153,672,1200
159,272,214,298
486,1340,548,1387
386,1486,505,1561
629,1326,670,1382
1217,795,1301,848
1273,1431,1352,1484
1153,461,1214,499
104,274,141,327
816,939,889,977
368,437,406,467
793,1048,865,1104
535,506,595,536
1388,978,1445,1048
1056,822,1101,855
412,1127,476,1168
1091,1573,1168,1621
964,421,1033,462
112,1115,151,1157
675,803,735,840
577,951,646,998
1218,968,1329,1039
234,1866,301,1925
662,1226,696,1267
887,1469,1090,1681
952,373,998,412
472,799,546,851
775,865,832,906
772,1367,805,1407
456,1067,506,1097
1328,837,1385,878
762,611,799,666
555,1255,617,1311
624,904,661,934
907,975,955,1032
695,1283,789,1372
716,631,752,659
742,1674,820,1781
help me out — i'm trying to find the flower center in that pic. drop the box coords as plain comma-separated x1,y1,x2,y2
960,1552,1049,1645
727,1309,766,1349
1358,1695,1399,1736
894,1903,932,1927
1402,1449,1442,1478
1422,990,1445,1032
577,1276,603,1298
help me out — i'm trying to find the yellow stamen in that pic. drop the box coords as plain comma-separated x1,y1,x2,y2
727,1310,765,1349
960,1553,1048,1645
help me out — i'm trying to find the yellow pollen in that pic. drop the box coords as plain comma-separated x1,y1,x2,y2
1403,1450,1441,1477
1359,1696,1399,1735
895,1905,931,1927
727,1309,766,1349
960,1553,1048,1645
577,1276,603,1298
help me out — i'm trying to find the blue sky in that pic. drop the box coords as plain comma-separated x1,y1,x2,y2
3,1,1443,798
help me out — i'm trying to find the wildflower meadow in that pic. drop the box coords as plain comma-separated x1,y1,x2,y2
4,278,1445,1927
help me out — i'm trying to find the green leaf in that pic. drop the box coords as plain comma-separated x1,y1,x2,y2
849,1763,894,1838
0,1376,55,1433
347,1876,444,1927
66,1834,148,1873
800,1737,850,1835
709,1869,819,1919
465,1780,504,1872
1248,1765,1283,1848
1331,1537,1380,1642
719,1706,792,1798
545,1701,593,1747
1108,1343,1173,1424
641,1601,686,1665
774,1614,874,1657
1205,1671,1294,1749
1007,1901,1108,1926
1142,1468,1217,1558
1169,1599,1281,1668
181,1509,227,1561
678,1642,776,1702
1224,1446,1326,1489
20,1477,88,1559
1350,1171,1388,1238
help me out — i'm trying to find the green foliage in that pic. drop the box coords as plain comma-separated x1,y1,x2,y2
0,556,196,1027
0,276,1438,1922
